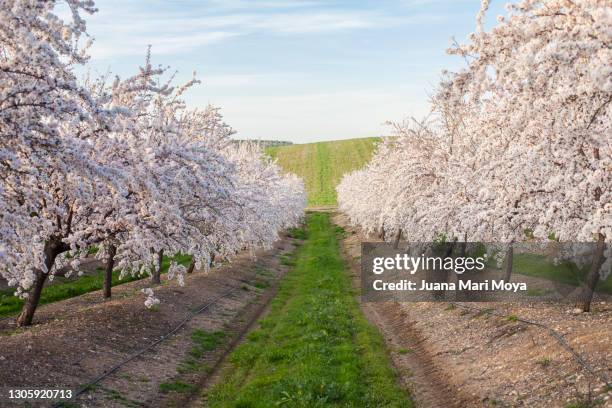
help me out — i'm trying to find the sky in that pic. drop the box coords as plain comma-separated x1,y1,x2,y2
77,0,507,143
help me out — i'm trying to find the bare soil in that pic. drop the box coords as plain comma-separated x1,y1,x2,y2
333,212,612,408
183,266,281,408
0,234,300,408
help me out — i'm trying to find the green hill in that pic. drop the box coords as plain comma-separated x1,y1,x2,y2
267,137,379,207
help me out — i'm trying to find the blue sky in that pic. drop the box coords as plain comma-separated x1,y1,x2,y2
80,0,506,143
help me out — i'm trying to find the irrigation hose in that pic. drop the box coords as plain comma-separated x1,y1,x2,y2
450,302,611,389
49,273,256,408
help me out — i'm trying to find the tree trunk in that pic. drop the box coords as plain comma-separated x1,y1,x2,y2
443,239,457,284
103,244,117,299
577,233,606,312
16,269,47,327
17,238,66,327
444,239,457,258
151,249,163,284
430,240,457,300
459,233,467,257
457,235,469,301
187,260,195,274
393,228,402,249
503,245,513,282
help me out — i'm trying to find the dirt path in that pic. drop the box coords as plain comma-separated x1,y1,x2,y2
333,212,612,408
0,233,301,408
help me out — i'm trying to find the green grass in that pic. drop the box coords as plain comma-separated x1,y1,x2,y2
536,357,552,368
99,387,143,407
179,329,226,374
159,380,196,394
0,254,192,318
190,329,226,357
564,397,604,408
206,213,411,407
267,137,379,206
513,253,612,294
287,227,307,240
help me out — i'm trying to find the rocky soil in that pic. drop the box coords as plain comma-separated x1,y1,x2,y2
334,212,612,408
0,234,300,408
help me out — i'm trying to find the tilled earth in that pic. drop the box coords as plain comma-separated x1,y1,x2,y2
0,234,300,408
334,212,612,408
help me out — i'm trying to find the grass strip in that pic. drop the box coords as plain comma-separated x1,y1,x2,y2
267,138,379,206
513,253,612,294
0,254,192,318
205,212,411,407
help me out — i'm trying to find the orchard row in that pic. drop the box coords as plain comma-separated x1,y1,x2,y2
0,1,306,326
338,0,611,311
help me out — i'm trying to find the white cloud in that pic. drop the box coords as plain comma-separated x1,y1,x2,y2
204,73,303,87
71,0,456,143
85,1,437,60
89,31,238,58
205,0,323,10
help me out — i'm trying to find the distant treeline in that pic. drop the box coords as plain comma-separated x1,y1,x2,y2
233,139,293,147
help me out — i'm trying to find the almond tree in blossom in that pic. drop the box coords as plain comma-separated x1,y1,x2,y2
442,0,611,311
0,0,132,325
0,2,307,325
338,0,611,311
